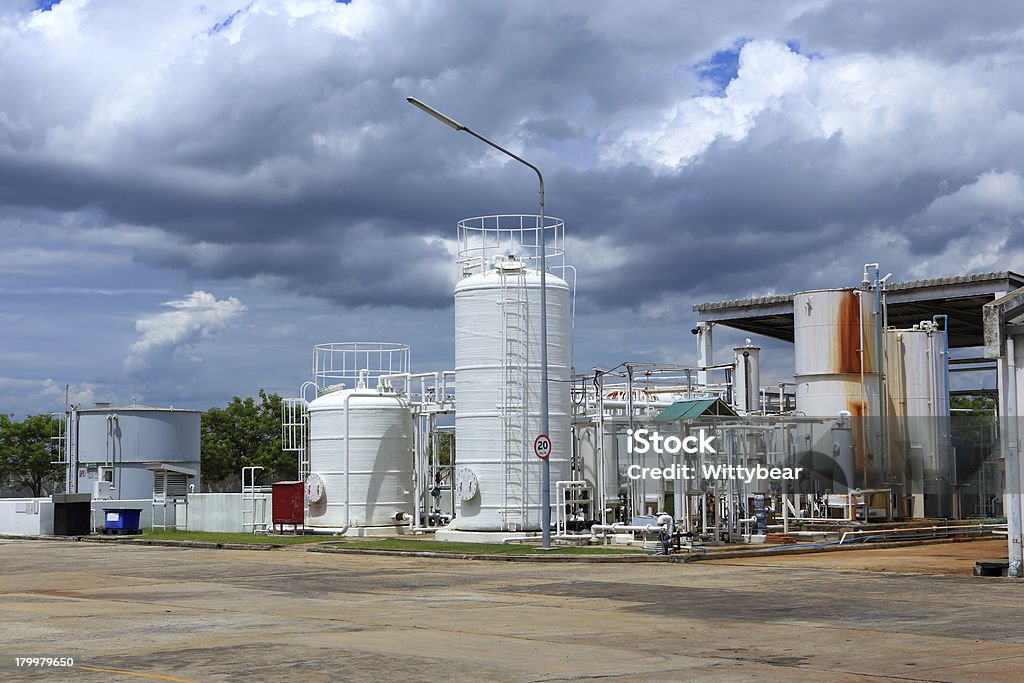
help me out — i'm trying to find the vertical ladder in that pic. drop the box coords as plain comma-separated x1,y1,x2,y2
241,466,267,533
65,409,78,493
499,266,530,531
281,398,309,481
50,412,68,487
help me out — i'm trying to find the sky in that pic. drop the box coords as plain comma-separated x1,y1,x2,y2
2,0,1024,415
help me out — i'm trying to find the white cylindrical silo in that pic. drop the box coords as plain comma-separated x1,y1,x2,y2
451,261,572,531
305,386,414,529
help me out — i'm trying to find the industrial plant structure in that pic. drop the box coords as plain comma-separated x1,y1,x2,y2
278,216,1017,567
3,212,1020,574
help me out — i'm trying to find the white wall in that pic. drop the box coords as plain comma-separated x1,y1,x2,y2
187,493,270,533
1,494,269,535
0,498,54,536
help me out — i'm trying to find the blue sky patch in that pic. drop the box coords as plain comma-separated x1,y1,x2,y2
692,39,748,95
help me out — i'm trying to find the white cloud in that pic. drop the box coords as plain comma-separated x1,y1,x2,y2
0,377,99,415
609,40,809,168
913,170,1024,228
608,38,1024,184
124,290,246,374
905,170,1024,277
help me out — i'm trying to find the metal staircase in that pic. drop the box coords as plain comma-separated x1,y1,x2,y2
498,265,530,531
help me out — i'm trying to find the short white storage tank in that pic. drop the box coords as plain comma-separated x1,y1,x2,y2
305,385,414,529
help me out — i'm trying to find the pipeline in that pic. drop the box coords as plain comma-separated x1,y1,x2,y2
589,523,667,539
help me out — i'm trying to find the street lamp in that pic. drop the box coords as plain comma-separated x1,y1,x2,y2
407,96,553,548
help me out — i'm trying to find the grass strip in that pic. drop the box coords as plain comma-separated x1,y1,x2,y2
333,538,644,554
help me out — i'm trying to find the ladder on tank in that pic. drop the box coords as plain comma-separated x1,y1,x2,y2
499,266,530,531
281,398,309,481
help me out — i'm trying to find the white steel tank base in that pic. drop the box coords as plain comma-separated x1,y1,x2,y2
447,215,573,533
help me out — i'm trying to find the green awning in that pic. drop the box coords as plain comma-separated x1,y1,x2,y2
652,398,738,422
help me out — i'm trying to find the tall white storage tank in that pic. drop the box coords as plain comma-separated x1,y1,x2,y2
451,215,572,532
306,385,414,528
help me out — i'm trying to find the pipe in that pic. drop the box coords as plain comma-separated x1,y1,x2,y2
875,267,888,476
933,315,953,484
589,399,674,410
862,265,885,472
589,523,667,538
1006,336,1023,576
339,391,355,535
626,364,637,518
838,522,1001,545
596,370,607,523
501,534,594,544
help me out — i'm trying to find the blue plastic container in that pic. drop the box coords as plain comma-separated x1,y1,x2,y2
103,508,142,531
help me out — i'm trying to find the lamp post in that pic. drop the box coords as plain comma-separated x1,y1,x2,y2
407,97,553,547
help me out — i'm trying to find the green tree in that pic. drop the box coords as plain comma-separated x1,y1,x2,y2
950,394,997,482
0,413,63,497
201,390,294,490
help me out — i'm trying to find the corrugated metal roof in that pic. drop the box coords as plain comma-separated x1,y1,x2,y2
692,294,792,313
692,271,1024,312
652,398,738,422
690,270,1024,348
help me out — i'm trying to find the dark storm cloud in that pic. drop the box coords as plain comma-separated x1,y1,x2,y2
790,0,1024,61
2,0,1024,322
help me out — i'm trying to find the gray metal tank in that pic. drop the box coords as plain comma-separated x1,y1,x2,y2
73,404,200,500
884,321,951,517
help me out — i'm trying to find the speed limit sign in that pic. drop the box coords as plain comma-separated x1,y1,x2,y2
533,434,552,460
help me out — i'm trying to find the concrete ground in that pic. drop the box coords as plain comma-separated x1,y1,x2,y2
0,538,1021,682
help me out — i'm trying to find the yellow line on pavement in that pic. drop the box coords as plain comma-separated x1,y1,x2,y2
76,665,194,682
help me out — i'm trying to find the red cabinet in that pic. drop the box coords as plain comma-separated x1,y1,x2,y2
272,481,305,534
